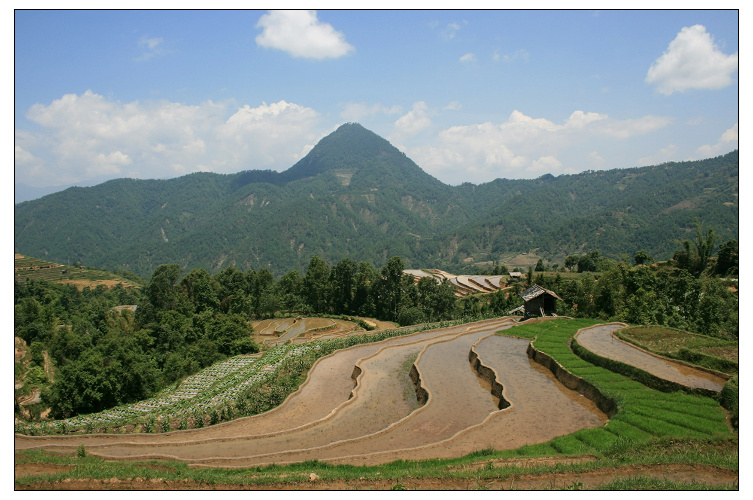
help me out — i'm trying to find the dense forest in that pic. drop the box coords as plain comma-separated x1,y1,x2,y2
14,123,738,278
15,223,737,421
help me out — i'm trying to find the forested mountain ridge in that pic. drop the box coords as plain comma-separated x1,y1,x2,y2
14,123,738,277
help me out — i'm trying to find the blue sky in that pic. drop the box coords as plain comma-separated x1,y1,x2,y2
14,8,739,190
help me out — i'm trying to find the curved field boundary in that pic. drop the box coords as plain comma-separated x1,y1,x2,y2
311,324,607,466
14,320,506,456
573,324,727,396
519,320,731,457
468,336,510,410
177,320,518,467
27,320,513,465
17,319,733,469
527,339,620,418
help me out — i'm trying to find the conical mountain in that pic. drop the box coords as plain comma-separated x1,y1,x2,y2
280,122,446,189
14,120,738,278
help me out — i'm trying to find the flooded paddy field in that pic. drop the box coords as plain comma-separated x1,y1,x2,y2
17,318,728,468
575,324,727,392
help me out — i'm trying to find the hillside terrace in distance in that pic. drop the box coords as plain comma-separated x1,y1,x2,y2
404,269,510,297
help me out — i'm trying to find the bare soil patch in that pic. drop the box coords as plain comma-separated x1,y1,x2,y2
55,279,133,290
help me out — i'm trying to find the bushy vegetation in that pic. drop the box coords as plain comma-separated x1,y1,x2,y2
15,220,737,426
14,122,738,277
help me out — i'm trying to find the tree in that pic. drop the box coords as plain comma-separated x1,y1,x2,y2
181,268,220,314
674,221,718,276
137,264,190,326
716,239,738,276
303,256,331,314
330,258,358,315
374,256,405,321
564,255,579,272
633,249,653,266
354,261,377,317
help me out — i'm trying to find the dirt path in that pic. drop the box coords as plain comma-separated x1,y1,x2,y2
575,324,727,391
14,461,738,490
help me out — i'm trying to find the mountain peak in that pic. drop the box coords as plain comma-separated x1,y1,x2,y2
280,123,439,187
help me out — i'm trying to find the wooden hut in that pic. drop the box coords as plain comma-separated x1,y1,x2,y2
515,284,562,317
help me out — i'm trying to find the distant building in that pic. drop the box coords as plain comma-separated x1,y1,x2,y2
509,284,562,318
508,271,523,282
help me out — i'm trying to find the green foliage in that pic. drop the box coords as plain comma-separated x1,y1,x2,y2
13,123,738,278
715,239,738,276
508,319,731,458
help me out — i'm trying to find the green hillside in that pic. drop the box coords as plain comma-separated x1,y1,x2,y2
14,254,143,289
14,123,738,277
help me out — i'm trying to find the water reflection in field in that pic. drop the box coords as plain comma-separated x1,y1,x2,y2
576,325,726,392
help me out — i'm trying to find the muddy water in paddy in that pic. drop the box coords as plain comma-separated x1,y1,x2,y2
335,333,607,465
576,324,726,392
15,318,609,467
15,319,512,457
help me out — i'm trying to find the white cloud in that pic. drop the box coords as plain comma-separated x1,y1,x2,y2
696,122,738,158
586,151,605,170
404,109,674,184
134,35,166,61
16,91,323,187
646,24,738,95
638,144,679,166
390,101,432,142
216,100,321,165
255,10,354,59
460,52,476,63
595,115,672,139
494,48,529,63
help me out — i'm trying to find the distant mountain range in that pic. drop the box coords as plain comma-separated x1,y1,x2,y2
14,123,739,277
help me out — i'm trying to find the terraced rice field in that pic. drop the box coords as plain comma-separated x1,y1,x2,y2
15,318,732,468
253,317,366,346
404,269,508,297
575,324,727,392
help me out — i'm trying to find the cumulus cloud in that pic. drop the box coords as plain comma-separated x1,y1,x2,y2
404,109,673,184
255,10,354,59
595,115,673,139
460,52,476,63
646,24,738,95
16,91,322,187
696,122,738,158
390,101,432,142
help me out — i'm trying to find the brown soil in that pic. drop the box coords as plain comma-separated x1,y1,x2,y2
14,461,738,490
54,279,134,290
576,324,727,391
15,318,611,469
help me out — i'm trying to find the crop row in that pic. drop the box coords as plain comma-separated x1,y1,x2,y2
505,319,732,457
17,344,320,435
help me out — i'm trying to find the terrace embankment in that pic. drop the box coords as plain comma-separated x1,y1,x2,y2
339,332,608,465
574,324,728,392
15,319,505,459
14,318,609,468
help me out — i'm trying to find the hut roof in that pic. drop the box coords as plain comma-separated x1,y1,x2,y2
520,284,562,302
